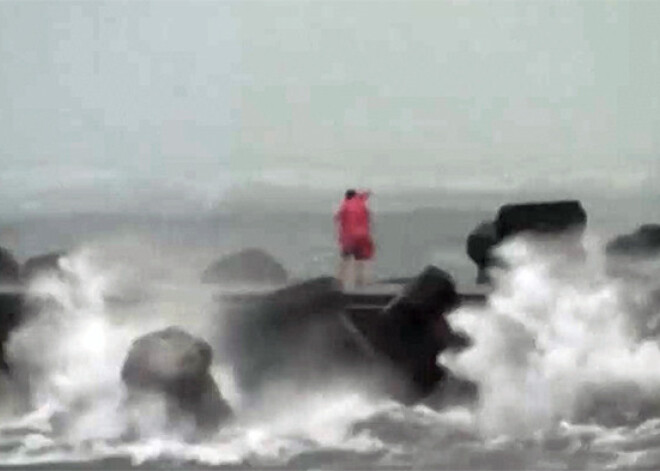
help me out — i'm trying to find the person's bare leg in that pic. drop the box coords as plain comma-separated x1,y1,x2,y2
337,256,350,289
355,260,368,288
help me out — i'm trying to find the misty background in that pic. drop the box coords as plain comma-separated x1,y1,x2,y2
0,0,658,275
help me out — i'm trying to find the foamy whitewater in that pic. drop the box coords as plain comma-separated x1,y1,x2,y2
1,232,660,469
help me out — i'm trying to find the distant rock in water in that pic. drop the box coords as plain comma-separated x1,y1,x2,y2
495,200,587,240
466,221,498,284
121,327,232,437
0,247,20,284
0,246,21,372
606,224,660,258
466,200,587,283
202,248,288,286
20,251,67,282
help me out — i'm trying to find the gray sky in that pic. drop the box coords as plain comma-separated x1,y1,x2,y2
1,0,659,214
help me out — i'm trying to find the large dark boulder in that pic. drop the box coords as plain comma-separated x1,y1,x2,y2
346,266,469,403
121,327,232,437
0,247,21,372
604,224,660,290
218,270,475,405
466,221,498,284
389,265,459,316
202,248,288,286
0,247,20,284
466,201,588,283
218,277,350,396
495,200,587,240
606,224,660,258
20,251,67,282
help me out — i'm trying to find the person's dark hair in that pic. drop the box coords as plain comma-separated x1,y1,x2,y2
345,189,357,199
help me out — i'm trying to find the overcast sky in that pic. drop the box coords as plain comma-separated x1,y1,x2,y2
0,0,658,215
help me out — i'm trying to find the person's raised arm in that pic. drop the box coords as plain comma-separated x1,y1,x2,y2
333,204,341,222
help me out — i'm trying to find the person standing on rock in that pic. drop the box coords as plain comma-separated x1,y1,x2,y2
334,189,374,289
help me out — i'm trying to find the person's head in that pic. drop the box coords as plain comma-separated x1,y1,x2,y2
345,189,357,200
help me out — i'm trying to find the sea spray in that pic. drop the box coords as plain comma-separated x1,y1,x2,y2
7,248,134,441
442,233,660,438
4,239,228,444
11,231,660,467
0,237,392,466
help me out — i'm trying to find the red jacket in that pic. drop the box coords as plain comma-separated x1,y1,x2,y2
335,192,371,247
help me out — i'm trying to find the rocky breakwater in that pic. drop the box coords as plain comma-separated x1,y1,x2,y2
218,263,475,406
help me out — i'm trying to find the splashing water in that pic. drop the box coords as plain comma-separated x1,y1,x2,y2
443,234,660,439
0,240,394,466
6,248,129,441
2,234,660,468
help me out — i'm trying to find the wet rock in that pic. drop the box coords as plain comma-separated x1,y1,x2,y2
347,266,465,402
388,265,459,317
495,200,587,240
0,247,20,284
422,371,479,409
219,270,473,405
0,246,21,372
382,266,462,400
466,221,498,284
121,327,232,437
466,200,588,283
606,224,660,258
218,277,349,395
202,248,288,286
605,225,660,328
20,251,67,282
